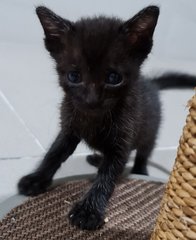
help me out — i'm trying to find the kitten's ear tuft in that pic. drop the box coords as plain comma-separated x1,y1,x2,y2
121,6,159,45
36,6,73,38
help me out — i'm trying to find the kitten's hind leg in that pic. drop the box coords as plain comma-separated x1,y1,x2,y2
18,132,80,196
86,153,103,167
131,116,160,175
131,149,149,175
131,143,155,175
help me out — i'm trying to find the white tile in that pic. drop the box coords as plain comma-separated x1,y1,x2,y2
0,95,43,158
149,148,177,179
158,90,192,148
0,42,61,151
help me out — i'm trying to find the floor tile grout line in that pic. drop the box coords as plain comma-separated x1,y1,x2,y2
0,89,46,152
155,146,177,151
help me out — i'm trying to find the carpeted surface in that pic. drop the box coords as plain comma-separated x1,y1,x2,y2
0,178,165,240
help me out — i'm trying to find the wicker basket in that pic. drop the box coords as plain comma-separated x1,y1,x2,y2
151,92,196,240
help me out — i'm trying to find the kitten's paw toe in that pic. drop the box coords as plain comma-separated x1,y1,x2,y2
69,201,104,230
18,173,51,196
86,154,103,168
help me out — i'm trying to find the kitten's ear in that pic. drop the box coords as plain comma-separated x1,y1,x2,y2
121,6,159,55
36,6,74,54
36,6,73,37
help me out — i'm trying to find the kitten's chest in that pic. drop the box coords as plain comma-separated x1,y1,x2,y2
72,113,113,150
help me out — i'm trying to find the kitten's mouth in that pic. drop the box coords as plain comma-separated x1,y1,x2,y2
73,98,116,115
74,101,106,115
81,106,105,115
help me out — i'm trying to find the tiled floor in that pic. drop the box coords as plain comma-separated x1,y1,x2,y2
0,0,196,203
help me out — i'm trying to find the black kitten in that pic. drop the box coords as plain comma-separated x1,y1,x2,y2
18,6,196,230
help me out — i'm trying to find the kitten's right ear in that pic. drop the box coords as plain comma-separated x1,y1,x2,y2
36,6,73,37
36,6,74,54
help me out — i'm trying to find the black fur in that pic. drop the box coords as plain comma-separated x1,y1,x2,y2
18,6,196,230
151,73,196,89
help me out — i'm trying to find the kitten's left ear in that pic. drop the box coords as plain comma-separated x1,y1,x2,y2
121,6,159,55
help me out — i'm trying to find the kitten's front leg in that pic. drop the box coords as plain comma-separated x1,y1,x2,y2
18,132,80,196
69,151,127,230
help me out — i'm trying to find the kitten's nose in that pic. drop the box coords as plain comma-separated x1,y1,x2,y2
85,94,99,108
85,87,99,108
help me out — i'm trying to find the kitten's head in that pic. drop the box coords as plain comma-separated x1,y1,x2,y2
36,6,159,114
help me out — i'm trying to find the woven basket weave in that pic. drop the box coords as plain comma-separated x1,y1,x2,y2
151,92,196,240
0,179,164,240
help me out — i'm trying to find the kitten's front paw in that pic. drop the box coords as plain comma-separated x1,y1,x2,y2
18,173,52,196
69,201,104,230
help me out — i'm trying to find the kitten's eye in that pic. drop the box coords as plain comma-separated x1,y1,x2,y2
67,71,81,84
105,72,122,86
